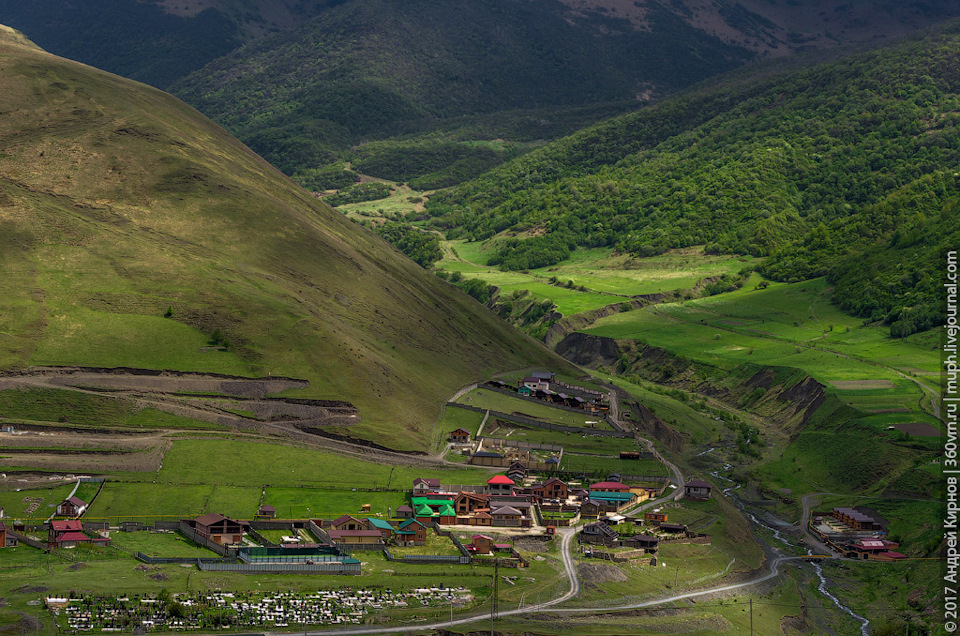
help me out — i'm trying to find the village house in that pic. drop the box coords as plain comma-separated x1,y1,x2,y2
366,518,395,541
619,451,641,460
581,521,619,546
395,504,413,519
520,376,551,392
471,450,506,466
470,534,494,555
412,478,443,495
470,511,493,526
644,511,668,526
660,523,688,534
56,496,87,517
449,428,471,444
0,522,6,548
255,504,277,520
846,538,905,560
684,479,713,500
193,513,243,545
455,491,489,515
328,529,382,546
395,519,428,546
491,505,527,527
832,507,883,531
48,520,110,549
589,481,631,493
486,475,515,495
622,533,659,552
531,477,568,501
330,515,366,531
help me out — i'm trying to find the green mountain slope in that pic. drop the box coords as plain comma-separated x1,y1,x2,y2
427,25,960,334
0,27,564,451
170,0,754,175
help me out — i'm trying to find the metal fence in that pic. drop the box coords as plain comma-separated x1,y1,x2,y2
197,561,361,574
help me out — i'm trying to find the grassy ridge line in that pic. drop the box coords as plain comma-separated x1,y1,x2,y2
0,34,570,451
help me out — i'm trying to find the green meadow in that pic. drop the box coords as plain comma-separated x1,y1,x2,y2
586,276,940,434
439,243,760,313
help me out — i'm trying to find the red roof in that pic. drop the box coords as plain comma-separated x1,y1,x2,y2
590,481,630,490
473,534,493,541
487,475,515,485
879,551,907,559
55,532,91,542
51,520,83,531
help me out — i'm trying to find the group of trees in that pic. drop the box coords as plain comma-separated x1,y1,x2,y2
423,28,960,335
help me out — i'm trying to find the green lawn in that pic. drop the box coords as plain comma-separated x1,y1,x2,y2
108,530,220,558
0,482,76,522
157,438,491,489
263,487,407,519
586,277,938,429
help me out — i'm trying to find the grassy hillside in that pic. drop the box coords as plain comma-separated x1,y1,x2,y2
0,27,565,451
426,25,960,335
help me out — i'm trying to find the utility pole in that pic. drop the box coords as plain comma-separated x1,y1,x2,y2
749,597,753,636
674,565,679,588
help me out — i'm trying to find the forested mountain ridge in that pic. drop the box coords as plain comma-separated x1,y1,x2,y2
170,0,754,175
426,25,960,336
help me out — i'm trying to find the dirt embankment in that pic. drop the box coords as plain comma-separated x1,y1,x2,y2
554,332,622,369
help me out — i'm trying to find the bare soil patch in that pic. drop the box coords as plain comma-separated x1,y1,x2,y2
891,422,942,437
830,380,895,390
577,562,627,588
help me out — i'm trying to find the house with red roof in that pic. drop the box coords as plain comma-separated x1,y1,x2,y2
48,519,110,548
486,475,515,495
589,481,630,493
470,534,494,554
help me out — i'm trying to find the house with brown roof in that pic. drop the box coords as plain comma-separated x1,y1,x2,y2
455,491,489,515
193,513,243,545
255,504,277,520
413,478,442,495
581,522,618,546
684,479,712,500
56,496,87,517
396,505,413,519
534,477,568,501
449,428,471,444
328,529,383,545
491,506,525,528
622,533,659,551
330,515,365,531
471,511,493,526
470,534,493,555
